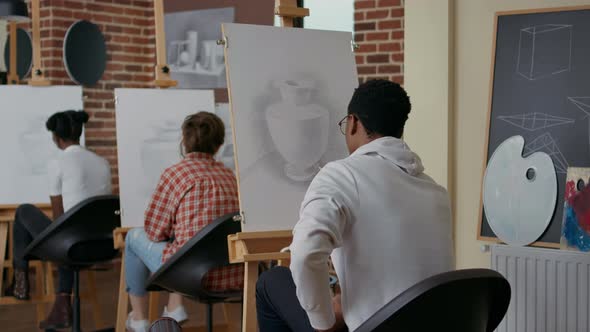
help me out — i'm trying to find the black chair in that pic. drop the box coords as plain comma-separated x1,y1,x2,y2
147,212,243,332
23,195,121,332
354,269,511,332
149,317,182,332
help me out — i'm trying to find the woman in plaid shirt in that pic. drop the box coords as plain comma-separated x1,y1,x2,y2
124,112,243,332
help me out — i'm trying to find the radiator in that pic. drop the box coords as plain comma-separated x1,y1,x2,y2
491,244,590,332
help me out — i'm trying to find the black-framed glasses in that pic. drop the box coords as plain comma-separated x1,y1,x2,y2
338,114,350,135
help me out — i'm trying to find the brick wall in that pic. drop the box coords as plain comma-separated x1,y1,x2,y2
37,0,156,192
354,0,404,85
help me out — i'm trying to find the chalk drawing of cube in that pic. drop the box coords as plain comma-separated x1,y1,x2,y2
517,24,572,80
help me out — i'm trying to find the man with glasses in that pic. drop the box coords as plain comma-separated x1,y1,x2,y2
256,79,454,332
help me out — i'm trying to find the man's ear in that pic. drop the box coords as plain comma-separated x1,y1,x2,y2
349,115,359,136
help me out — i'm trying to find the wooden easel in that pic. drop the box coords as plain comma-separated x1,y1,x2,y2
7,22,19,85
113,1,240,331
29,0,50,86
224,2,309,332
113,1,175,329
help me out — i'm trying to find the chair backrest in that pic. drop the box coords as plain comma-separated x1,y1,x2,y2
147,212,241,300
354,269,511,332
149,318,182,332
23,195,121,268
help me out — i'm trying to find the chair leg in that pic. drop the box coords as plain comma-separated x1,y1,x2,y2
207,303,213,332
73,270,81,332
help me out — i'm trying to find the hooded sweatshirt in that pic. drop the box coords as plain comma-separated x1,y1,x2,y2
290,136,454,331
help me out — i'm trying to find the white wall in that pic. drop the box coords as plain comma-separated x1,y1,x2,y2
275,0,354,32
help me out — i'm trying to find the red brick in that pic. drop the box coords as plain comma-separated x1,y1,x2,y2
113,35,131,43
366,32,388,41
358,43,377,53
123,27,141,35
379,42,401,52
51,9,72,18
378,65,401,73
378,20,402,30
86,130,116,138
366,10,389,20
133,74,153,82
367,54,390,63
378,0,401,6
124,46,143,54
354,22,375,31
113,16,133,25
391,31,404,39
391,75,404,85
133,18,153,27
355,55,365,65
354,34,365,42
355,12,365,21
391,8,404,17
86,140,117,147
124,8,144,16
391,53,404,62
64,1,85,9
125,65,143,72
73,12,92,20
358,66,377,75
355,1,376,9
93,112,115,119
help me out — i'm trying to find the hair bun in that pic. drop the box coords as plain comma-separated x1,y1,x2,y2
73,110,90,124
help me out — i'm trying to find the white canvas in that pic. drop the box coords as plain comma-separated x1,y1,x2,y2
115,88,215,227
0,85,83,204
223,23,358,232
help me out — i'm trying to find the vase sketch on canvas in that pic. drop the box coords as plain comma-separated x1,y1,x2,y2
139,120,182,197
214,103,235,170
265,79,330,182
165,7,234,89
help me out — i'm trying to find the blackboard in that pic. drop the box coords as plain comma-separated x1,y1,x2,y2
479,6,590,246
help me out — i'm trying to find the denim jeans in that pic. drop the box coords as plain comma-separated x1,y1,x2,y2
125,228,167,296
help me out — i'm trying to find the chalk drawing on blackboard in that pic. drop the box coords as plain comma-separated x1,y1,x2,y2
568,97,590,154
523,132,569,174
516,24,572,80
498,112,574,131
568,97,590,115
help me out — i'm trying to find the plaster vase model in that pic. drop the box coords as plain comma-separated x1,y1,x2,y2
266,79,330,181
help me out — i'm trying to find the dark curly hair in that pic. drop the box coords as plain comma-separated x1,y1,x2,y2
347,79,411,138
46,110,89,142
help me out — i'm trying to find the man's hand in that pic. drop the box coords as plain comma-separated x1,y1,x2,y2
316,294,346,332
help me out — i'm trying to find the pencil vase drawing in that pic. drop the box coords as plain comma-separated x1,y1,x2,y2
266,79,330,181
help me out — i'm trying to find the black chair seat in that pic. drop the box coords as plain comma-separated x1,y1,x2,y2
147,212,243,332
23,195,121,332
354,268,511,332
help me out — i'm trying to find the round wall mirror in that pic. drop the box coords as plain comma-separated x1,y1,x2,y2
63,20,107,86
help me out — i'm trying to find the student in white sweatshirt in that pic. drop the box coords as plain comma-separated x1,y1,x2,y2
256,79,454,332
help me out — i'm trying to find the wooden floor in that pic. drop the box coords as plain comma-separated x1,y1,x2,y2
0,262,242,332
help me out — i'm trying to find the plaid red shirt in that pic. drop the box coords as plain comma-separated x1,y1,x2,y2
144,152,243,291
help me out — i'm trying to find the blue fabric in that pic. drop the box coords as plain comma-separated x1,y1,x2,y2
125,228,167,296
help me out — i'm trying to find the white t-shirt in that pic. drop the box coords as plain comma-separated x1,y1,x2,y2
48,145,112,212
290,137,454,331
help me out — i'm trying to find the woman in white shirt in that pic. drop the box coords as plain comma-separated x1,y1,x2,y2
6,110,112,330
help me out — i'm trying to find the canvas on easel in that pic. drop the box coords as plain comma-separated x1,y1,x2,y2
0,86,84,205
222,23,358,232
115,88,215,228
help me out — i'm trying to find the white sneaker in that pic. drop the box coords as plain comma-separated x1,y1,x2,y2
162,305,188,324
126,313,150,332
